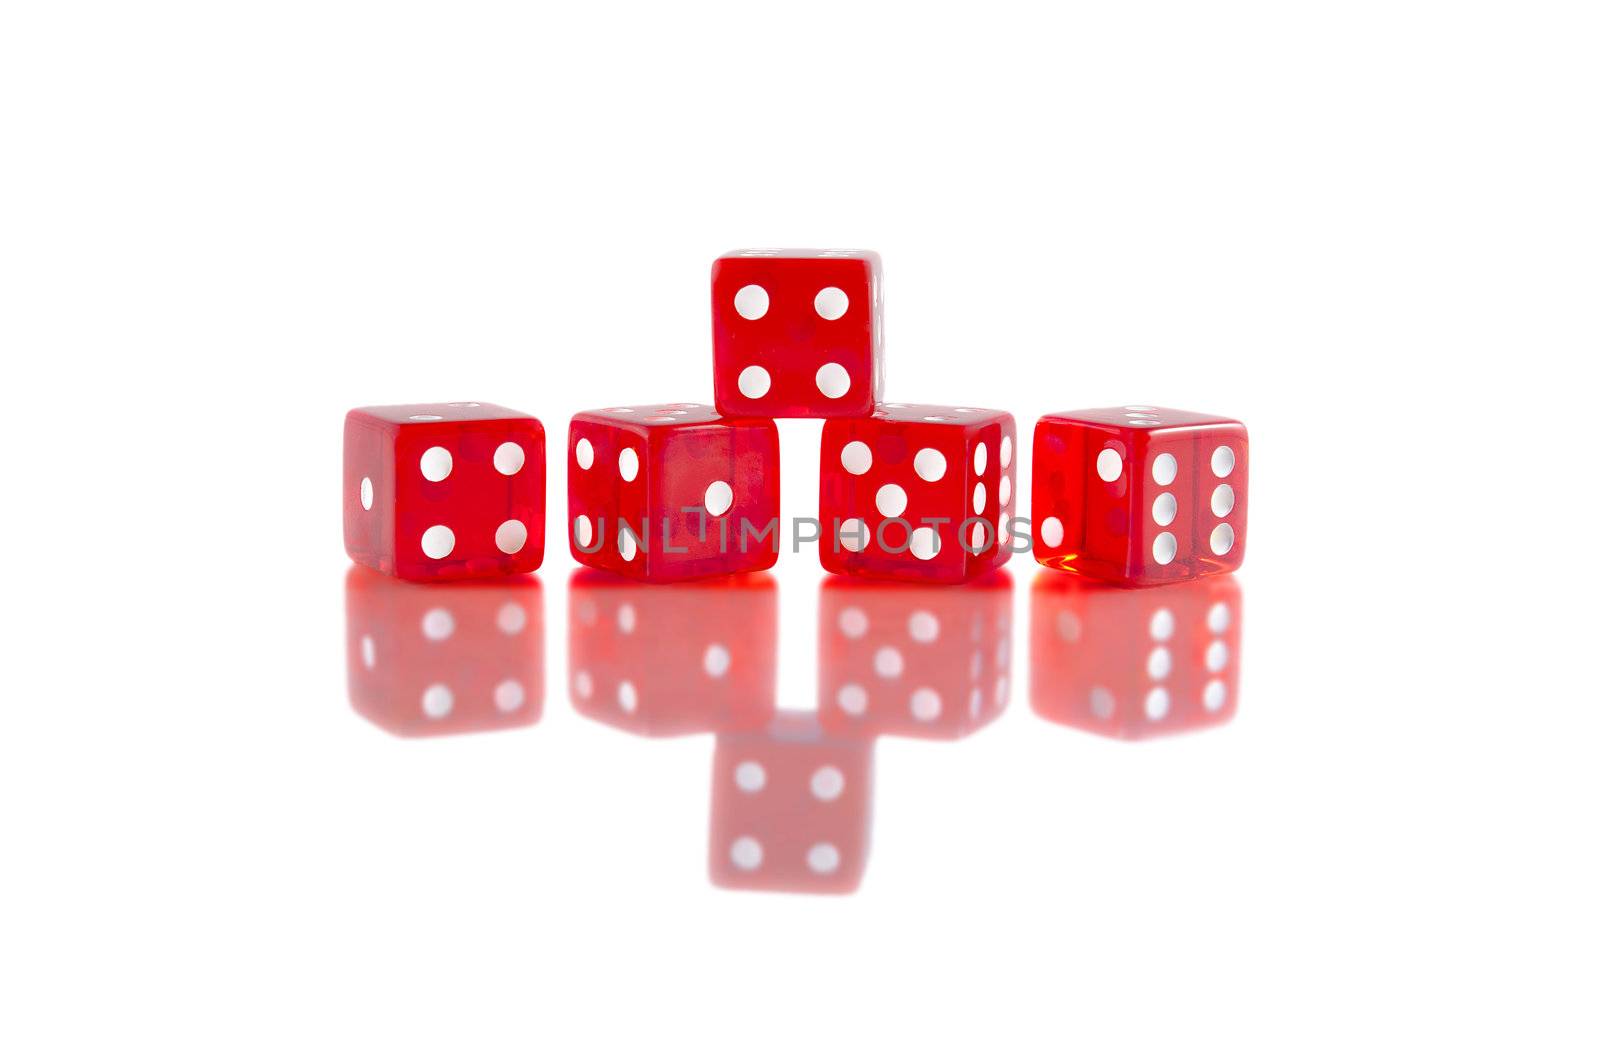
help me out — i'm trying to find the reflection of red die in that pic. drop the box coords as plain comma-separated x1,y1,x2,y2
1032,407,1247,586
1029,573,1241,740
709,712,873,894
344,566,543,737
568,571,777,737
817,572,1013,740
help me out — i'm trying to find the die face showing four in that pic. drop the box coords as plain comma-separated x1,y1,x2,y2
344,566,544,737
710,712,874,894
712,249,883,419
567,404,780,582
819,404,1018,584
818,573,1013,740
1032,407,1247,586
568,571,778,737
344,402,546,581
1030,573,1241,740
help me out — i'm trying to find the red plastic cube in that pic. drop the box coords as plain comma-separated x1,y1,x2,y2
819,403,1017,584
344,402,546,581
711,249,882,419
1032,406,1247,586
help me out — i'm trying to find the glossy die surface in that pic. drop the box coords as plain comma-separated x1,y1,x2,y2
711,249,882,419
1032,407,1247,586
567,404,779,582
819,404,1017,584
1030,573,1241,740
344,566,543,737
817,573,1013,740
710,712,873,894
344,402,546,581
568,571,777,737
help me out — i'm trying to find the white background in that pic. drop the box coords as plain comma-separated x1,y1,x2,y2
3,1,1597,1056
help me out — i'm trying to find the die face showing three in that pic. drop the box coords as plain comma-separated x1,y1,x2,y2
567,404,780,582
344,402,546,581
1030,573,1241,740
712,249,883,419
819,404,1018,584
1032,407,1247,586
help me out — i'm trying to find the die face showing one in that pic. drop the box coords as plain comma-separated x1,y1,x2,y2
710,712,874,894
819,404,1018,584
817,573,1013,740
1032,407,1247,586
343,402,546,581
568,570,778,737
712,249,883,419
1029,573,1241,740
344,566,544,737
567,404,780,582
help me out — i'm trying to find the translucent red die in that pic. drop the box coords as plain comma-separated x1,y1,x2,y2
819,404,1017,584
711,249,882,419
343,402,546,581
1029,573,1241,740
1032,407,1247,585
566,403,779,582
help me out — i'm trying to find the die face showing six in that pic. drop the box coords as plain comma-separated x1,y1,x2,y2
710,712,874,894
1032,407,1247,586
819,404,1018,584
712,249,883,419
344,402,546,581
1029,573,1241,740
344,566,544,737
818,573,1013,740
568,570,778,737
567,404,780,582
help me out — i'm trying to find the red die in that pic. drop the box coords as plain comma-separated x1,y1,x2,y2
819,404,1017,584
344,566,544,737
568,570,778,737
817,573,1013,740
1029,573,1241,740
344,402,546,581
711,249,882,419
709,712,874,894
1032,407,1247,586
567,404,779,582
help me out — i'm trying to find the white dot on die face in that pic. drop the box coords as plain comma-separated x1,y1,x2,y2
908,610,940,643
408,414,443,421
969,688,983,718
617,603,637,633
807,843,841,875
1089,686,1115,719
1208,602,1232,633
420,446,453,482
1150,608,1175,641
730,837,763,870
1212,484,1236,517
1204,679,1227,711
876,483,907,518
1000,435,1013,469
1152,532,1178,564
839,441,873,477
972,482,987,514
1152,492,1178,526
495,519,528,554
359,477,373,510
618,680,638,712
421,525,455,559
704,480,733,517
447,402,480,408
875,646,904,678
1125,405,1157,412
914,448,947,482
811,765,845,801
360,635,376,669
1207,640,1230,672
1152,453,1177,485
575,514,594,548
619,529,638,562
703,643,731,678
735,761,766,792
421,683,453,718
839,518,868,553
497,602,526,635
838,606,868,638
1147,647,1172,680
1212,445,1236,477
815,362,851,399
575,438,594,470
970,522,987,551
1040,516,1065,549
737,365,771,399
973,442,988,476
910,688,942,722
910,526,941,560
421,608,455,640
733,284,769,320
999,475,1012,507
837,683,868,715
1210,523,1236,556
618,448,639,481
814,286,849,320
494,442,526,475
573,670,593,699
1096,447,1123,482
494,679,525,712
1145,687,1171,721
